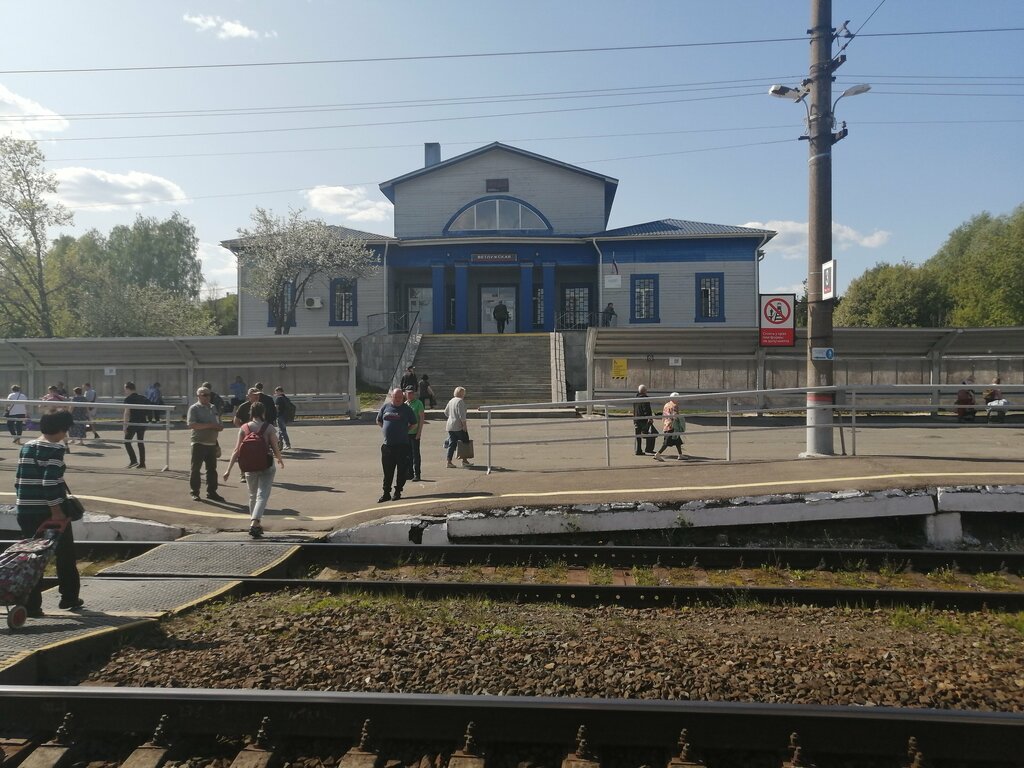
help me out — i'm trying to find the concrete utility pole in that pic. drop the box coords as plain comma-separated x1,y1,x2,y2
803,0,835,456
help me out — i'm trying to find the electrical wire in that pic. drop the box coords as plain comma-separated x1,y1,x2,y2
3,27,1021,76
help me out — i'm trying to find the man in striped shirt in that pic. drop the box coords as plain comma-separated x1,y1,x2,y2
15,411,82,615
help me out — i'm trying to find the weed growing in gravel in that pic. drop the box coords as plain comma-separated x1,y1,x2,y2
997,612,1024,635
757,564,789,585
495,566,525,583
631,566,657,586
889,607,930,632
789,569,813,582
588,564,614,585
972,572,1013,591
925,566,961,588
535,560,568,583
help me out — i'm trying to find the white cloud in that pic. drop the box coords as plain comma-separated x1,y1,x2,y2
769,282,806,295
0,84,69,139
198,241,237,296
54,167,187,211
305,185,392,223
183,13,275,39
745,220,891,260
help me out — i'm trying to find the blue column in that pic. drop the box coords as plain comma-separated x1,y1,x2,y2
518,262,534,333
455,263,469,334
542,262,556,331
431,263,446,334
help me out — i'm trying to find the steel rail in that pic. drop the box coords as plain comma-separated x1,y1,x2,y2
6,541,1023,575
1,686,1020,763
78,574,1024,611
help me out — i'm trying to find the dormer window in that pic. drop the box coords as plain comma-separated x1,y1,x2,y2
447,197,548,233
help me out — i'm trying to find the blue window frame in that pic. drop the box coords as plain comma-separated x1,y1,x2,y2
695,272,725,322
267,281,296,328
329,278,358,326
630,274,659,323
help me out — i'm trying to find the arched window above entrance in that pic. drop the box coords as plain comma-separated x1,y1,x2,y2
445,196,550,234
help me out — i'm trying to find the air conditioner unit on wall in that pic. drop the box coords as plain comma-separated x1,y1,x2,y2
305,296,323,309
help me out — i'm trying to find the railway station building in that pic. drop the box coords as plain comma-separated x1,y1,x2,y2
229,142,776,339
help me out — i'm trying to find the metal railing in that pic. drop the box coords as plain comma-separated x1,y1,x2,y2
366,311,420,335
5,398,177,470
555,311,619,330
476,384,1022,473
389,311,422,392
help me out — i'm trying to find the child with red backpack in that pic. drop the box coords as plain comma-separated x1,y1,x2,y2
222,401,284,538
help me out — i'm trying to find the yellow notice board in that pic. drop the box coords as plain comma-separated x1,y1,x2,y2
611,358,628,379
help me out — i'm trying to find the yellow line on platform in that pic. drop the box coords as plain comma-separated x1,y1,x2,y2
5,470,1024,525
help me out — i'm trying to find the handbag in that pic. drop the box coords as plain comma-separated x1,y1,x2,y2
457,439,474,460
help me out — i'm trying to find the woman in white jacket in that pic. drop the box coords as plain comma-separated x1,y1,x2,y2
443,386,471,468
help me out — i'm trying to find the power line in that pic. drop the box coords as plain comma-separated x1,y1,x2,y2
59,138,798,211
2,76,802,123
45,118,1024,164
3,28,1021,76
30,92,764,143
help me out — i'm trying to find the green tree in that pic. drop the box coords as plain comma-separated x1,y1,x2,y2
231,207,378,335
0,137,72,336
106,212,202,298
944,204,1024,326
205,293,238,335
70,273,217,337
834,262,952,327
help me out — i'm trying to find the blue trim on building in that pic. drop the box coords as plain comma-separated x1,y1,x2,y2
454,264,469,333
518,263,534,333
694,272,726,323
328,277,358,326
431,264,446,334
630,273,660,324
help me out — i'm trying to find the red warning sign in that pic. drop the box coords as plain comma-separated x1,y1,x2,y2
759,294,796,347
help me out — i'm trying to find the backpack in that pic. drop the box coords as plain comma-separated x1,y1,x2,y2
210,392,225,414
237,422,272,472
279,395,296,422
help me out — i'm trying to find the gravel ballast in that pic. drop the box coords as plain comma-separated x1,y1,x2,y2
77,591,1024,711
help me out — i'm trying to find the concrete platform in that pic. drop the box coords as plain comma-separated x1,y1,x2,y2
0,415,1020,537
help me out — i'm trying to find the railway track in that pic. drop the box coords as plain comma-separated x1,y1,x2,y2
12,541,1020,611
1,687,1021,767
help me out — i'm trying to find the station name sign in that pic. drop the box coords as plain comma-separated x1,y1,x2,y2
471,253,519,264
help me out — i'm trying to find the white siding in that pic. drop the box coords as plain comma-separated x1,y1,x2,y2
238,268,387,342
599,261,757,328
394,148,607,238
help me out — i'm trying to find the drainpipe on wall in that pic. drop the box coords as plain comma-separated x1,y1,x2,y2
589,238,605,323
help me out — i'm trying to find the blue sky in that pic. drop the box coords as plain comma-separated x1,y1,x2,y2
2,1,1022,300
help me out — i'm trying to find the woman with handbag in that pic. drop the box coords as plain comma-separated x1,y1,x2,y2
14,410,83,615
654,392,687,461
443,386,472,468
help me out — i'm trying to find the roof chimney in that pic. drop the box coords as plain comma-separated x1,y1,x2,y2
424,142,441,167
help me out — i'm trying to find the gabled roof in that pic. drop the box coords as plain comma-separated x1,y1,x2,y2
594,219,776,240
221,224,394,252
379,142,619,224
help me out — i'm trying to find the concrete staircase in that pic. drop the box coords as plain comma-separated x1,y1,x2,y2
412,333,554,405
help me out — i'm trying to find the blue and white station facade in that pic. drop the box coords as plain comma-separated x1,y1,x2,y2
233,142,776,338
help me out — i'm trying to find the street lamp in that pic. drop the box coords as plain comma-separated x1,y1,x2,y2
769,3,870,458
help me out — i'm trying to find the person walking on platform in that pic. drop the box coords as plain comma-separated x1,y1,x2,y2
654,392,686,461
188,386,225,502
404,385,426,481
122,381,150,468
419,373,436,408
15,411,82,615
632,384,657,455
82,382,101,439
223,401,283,538
444,386,472,468
376,387,416,503
228,375,247,412
273,386,295,450
6,384,28,444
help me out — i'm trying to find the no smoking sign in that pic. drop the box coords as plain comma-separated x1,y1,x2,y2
759,293,796,347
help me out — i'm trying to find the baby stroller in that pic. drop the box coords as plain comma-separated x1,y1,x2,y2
1,519,66,629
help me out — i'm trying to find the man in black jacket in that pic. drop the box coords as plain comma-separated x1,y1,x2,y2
632,384,657,455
